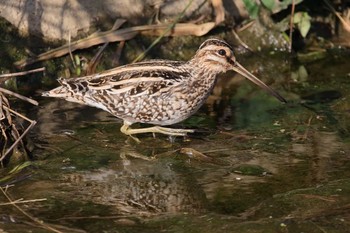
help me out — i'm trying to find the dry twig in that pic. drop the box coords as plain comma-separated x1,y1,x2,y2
0,87,38,106
0,198,47,206
289,0,296,52
0,68,44,165
86,19,126,74
15,22,216,68
0,67,45,83
0,105,36,165
133,0,196,63
323,0,350,32
0,186,63,233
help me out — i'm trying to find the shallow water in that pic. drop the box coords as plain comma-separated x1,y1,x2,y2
1,48,350,233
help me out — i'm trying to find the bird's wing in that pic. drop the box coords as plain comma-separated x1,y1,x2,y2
67,60,190,97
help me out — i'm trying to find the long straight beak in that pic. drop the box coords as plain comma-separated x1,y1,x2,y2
231,62,287,103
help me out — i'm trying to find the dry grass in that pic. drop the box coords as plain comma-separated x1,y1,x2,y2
0,68,44,167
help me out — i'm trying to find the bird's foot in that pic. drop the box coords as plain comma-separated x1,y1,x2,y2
120,124,194,143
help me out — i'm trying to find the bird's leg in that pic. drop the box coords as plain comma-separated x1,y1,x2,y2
120,124,141,143
120,123,194,138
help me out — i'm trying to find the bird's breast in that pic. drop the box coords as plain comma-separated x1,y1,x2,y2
133,74,217,125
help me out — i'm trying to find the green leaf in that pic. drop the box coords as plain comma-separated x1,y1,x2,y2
0,162,32,185
261,0,276,11
299,19,311,37
291,65,308,82
299,13,311,37
293,12,302,23
242,0,260,18
262,0,304,14
294,12,311,37
8,161,32,174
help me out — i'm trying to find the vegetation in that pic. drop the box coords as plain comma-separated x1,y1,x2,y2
0,0,349,232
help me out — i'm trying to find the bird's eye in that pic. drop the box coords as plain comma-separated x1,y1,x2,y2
218,49,226,56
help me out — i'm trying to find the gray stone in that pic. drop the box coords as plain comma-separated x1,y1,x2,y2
0,0,213,41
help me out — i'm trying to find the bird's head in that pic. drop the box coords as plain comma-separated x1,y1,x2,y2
193,39,236,73
192,38,286,103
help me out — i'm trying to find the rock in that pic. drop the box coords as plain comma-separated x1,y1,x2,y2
0,0,213,41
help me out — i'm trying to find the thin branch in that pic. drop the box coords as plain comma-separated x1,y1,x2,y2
0,87,38,106
68,31,76,69
86,19,126,74
231,29,253,52
0,67,45,79
289,0,296,52
0,67,45,83
323,0,350,32
0,186,63,233
112,40,125,67
133,0,195,63
15,22,216,67
237,20,255,33
0,106,36,162
0,198,47,206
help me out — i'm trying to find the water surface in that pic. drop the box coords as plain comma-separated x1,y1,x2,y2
1,48,350,233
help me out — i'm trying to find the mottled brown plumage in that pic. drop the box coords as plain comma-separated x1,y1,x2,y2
43,39,286,140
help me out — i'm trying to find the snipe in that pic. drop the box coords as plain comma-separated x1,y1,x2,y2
43,39,286,141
